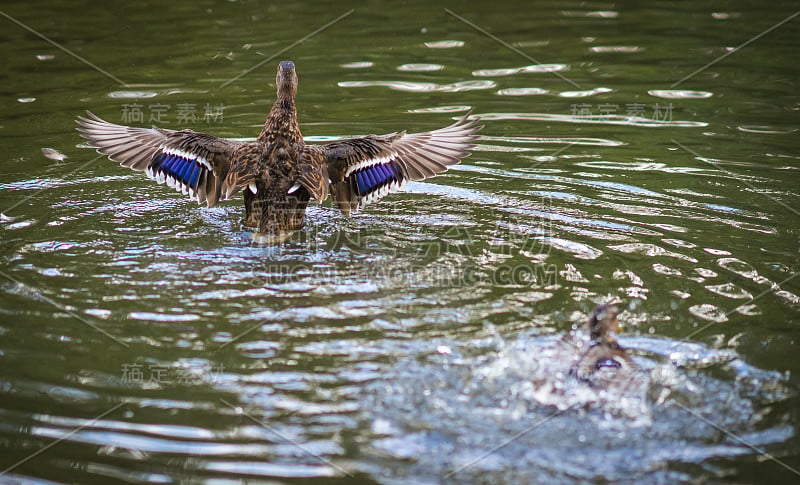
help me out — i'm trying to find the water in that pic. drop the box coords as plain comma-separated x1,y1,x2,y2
1,0,799,482
360,332,793,482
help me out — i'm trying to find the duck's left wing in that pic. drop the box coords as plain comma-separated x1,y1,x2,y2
321,113,481,215
76,111,243,207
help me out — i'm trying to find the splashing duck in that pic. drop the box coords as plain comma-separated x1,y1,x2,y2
77,61,481,244
571,304,635,384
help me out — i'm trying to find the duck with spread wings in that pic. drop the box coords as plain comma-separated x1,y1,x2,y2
76,61,482,244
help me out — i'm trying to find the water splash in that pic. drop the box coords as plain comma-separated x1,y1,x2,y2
357,332,793,482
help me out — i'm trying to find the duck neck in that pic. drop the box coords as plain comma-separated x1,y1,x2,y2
590,325,620,347
258,95,301,144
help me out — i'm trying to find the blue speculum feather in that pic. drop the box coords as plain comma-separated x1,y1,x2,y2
188,164,200,186
364,170,377,188
354,162,399,196
151,152,204,188
163,155,179,173
356,172,367,193
151,153,166,171
176,159,192,180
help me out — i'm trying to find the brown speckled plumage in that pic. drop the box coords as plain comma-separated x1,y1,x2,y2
76,61,481,243
570,304,635,383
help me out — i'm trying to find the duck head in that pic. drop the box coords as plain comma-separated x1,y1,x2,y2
260,61,302,143
276,60,298,100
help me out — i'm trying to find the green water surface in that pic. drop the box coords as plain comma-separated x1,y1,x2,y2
0,1,798,482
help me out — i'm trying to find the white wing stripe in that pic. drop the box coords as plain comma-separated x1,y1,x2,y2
160,146,212,170
344,153,398,177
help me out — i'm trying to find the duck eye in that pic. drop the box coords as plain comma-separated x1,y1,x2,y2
595,357,622,370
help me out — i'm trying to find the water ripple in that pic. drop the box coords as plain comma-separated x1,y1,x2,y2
107,91,159,99
408,105,471,113
577,160,715,174
340,61,374,68
2,4,798,484
590,46,645,53
475,112,709,127
480,135,624,147
737,125,798,134
338,80,495,93
424,40,465,48
472,64,568,77
649,89,714,99
717,258,800,305
562,10,619,18
609,243,698,262
128,312,201,322
397,63,444,72
540,237,602,259
496,87,550,96
705,282,753,300
559,87,614,97
204,461,338,478
688,303,728,322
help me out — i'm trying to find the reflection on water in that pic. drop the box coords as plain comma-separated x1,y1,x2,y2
648,89,714,99
1,0,799,482
472,63,569,77
423,40,465,48
338,79,496,93
396,63,444,72
474,112,709,127
590,45,646,53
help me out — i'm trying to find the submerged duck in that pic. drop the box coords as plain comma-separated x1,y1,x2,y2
570,304,635,384
77,60,481,244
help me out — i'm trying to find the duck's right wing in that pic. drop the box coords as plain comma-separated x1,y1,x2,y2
76,111,245,207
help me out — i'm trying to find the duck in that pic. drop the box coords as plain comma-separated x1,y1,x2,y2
570,304,635,384
76,60,482,244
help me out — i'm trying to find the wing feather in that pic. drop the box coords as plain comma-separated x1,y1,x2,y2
76,111,244,207
322,112,481,215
